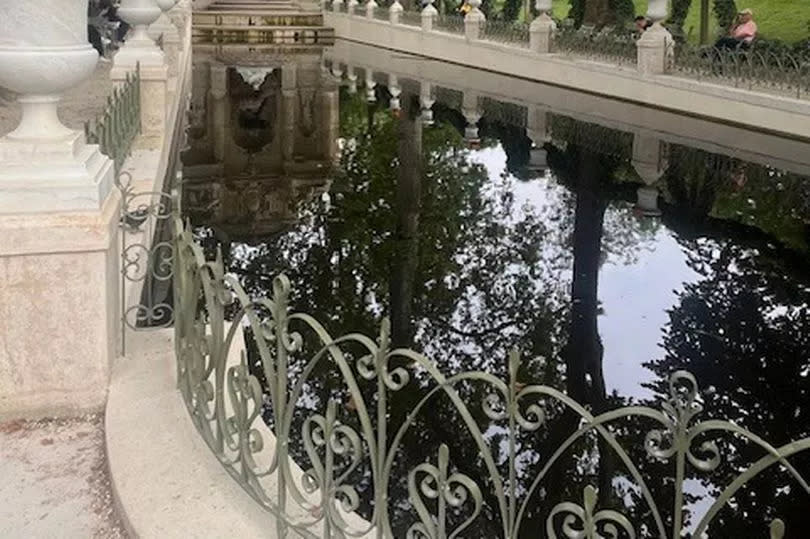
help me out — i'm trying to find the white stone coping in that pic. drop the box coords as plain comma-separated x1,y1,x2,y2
325,39,810,176
325,12,810,140
106,329,280,538
106,326,373,538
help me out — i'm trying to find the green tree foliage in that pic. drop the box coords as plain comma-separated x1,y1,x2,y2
568,0,635,28
713,0,738,31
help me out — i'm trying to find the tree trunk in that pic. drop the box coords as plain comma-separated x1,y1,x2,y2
582,0,612,27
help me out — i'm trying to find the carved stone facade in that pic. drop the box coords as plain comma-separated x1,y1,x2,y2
182,45,338,242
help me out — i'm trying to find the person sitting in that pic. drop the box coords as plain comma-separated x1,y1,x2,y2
634,15,652,34
713,8,757,50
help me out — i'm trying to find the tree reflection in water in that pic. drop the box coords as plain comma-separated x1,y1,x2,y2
186,85,810,536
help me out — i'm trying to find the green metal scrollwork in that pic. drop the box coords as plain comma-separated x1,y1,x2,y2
172,217,810,538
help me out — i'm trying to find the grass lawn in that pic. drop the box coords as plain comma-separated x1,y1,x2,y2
547,0,810,43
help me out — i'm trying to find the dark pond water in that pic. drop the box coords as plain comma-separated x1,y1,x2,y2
181,44,810,537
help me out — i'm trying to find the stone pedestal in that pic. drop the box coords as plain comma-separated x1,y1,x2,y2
365,0,378,18
162,26,182,77
529,13,556,53
636,22,673,75
421,3,438,31
389,75,401,112
632,133,667,216
464,11,485,41
115,0,165,69
420,82,435,126
389,0,403,24
113,64,169,150
0,194,121,419
0,0,121,419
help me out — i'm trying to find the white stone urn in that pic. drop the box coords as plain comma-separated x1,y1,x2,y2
0,2,99,141
535,0,552,14
115,0,165,67
149,0,180,40
646,0,668,23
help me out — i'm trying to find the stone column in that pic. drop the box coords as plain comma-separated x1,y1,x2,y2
0,0,119,419
347,0,358,15
636,0,673,75
632,133,667,216
462,91,482,146
464,0,485,41
529,0,556,54
389,0,403,24
113,0,169,150
421,0,438,31
420,81,435,126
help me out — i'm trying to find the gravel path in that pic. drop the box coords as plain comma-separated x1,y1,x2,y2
0,414,127,538
0,61,114,136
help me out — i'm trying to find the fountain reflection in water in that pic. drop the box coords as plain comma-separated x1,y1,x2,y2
178,42,810,537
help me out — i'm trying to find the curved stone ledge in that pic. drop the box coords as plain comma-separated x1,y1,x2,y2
105,330,282,538
106,327,373,538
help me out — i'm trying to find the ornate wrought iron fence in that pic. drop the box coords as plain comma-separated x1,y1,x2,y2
554,26,638,66
481,96,528,128
671,43,810,100
84,63,141,176
399,10,423,27
482,20,530,48
434,13,465,35
173,216,810,538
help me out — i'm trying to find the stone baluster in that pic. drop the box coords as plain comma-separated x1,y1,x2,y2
464,0,485,41
333,0,344,12
347,0,359,15
632,133,668,216
420,82,435,126
389,0,403,24
389,75,402,113
113,0,169,149
526,105,551,173
637,0,674,75
365,71,377,103
0,0,119,418
462,91,482,146
530,0,556,53
365,0,378,18
421,0,438,31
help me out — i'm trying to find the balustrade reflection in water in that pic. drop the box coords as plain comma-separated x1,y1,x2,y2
177,43,810,537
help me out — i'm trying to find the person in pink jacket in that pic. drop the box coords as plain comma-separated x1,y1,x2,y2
714,8,758,50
